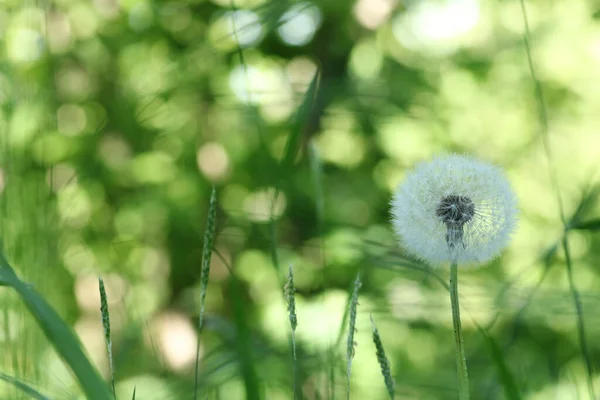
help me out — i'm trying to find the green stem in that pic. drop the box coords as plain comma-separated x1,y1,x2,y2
563,234,595,399
450,262,470,400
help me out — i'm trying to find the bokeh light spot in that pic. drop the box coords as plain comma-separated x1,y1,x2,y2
7,28,44,63
99,134,132,169
197,142,230,182
58,184,92,228
150,312,198,372
244,187,286,222
353,0,397,29
316,129,366,168
57,104,87,136
129,2,154,31
278,3,322,46
227,10,263,47
350,39,383,79
131,152,177,184
393,0,480,55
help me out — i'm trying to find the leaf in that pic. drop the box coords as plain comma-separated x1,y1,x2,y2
281,69,320,174
229,276,261,400
569,218,600,231
0,372,51,400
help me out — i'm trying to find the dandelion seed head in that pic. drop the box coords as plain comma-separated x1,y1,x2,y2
390,154,518,266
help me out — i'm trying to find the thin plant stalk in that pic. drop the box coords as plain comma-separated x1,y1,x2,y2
450,262,469,400
346,274,362,400
563,233,595,398
285,264,298,399
194,187,217,400
370,315,395,399
519,0,594,396
98,277,116,399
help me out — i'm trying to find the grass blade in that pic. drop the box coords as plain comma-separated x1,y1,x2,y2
0,372,51,400
281,70,320,174
131,387,136,400
0,251,112,400
99,277,116,398
563,233,594,398
229,276,261,400
569,219,600,231
370,315,395,399
309,141,324,235
194,186,218,400
268,70,321,275
346,273,362,400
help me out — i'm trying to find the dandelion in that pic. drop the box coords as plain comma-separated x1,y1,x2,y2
390,153,518,400
390,153,518,266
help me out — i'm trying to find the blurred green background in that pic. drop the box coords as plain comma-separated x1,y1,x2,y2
1,0,600,399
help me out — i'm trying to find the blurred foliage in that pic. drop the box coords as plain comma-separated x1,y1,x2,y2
1,0,600,399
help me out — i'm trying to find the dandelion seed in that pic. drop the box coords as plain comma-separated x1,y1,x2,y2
390,153,518,266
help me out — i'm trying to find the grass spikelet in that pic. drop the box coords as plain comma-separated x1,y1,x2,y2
98,277,116,398
198,186,217,329
285,264,298,333
346,273,362,399
370,315,395,399
284,264,298,398
194,186,218,400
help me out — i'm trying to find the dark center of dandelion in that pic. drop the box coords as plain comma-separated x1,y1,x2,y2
436,195,475,225
436,195,475,249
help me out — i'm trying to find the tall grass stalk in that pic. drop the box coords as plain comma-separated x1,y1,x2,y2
229,276,261,400
98,277,116,398
370,315,395,399
450,262,469,400
284,264,299,399
519,1,594,397
346,273,361,400
562,233,595,398
194,187,217,400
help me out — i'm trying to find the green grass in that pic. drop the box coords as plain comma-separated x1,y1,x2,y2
194,186,218,400
98,276,116,398
346,274,361,400
519,0,595,397
1,0,600,399
284,264,299,399
0,252,112,400
0,372,50,400
370,315,395,400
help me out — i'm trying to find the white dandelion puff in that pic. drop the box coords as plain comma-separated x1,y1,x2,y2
390,154,518,266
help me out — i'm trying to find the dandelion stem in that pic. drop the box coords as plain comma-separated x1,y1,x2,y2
450,262,469,400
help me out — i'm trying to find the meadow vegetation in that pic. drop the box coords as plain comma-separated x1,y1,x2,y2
1,0,600,399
